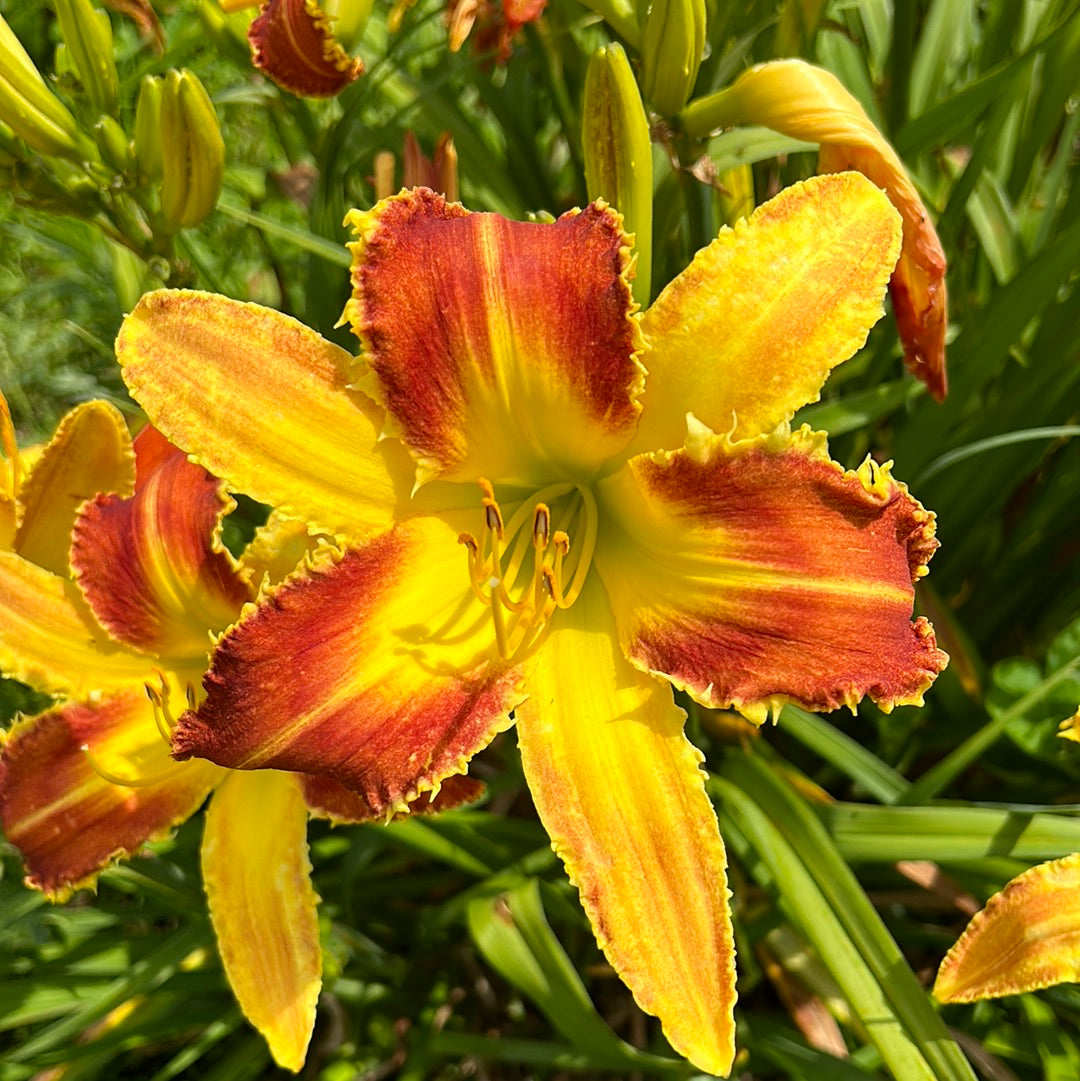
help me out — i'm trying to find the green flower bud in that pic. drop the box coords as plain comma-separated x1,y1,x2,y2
93,113,130,173
53,0,120,116
133,74,163,183
0,14,97,161
640,0,706,117
582,43,653,306
159,69,225,232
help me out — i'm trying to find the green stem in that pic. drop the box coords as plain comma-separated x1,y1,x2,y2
899,657,1080,805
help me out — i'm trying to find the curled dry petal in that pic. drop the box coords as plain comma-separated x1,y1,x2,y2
249,0,364,98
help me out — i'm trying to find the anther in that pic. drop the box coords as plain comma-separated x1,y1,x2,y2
458,531,479,556
483,499,504,537
532,504,550,548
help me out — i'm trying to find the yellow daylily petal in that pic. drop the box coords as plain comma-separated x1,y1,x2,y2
202,769,321,1072
935,853,1080,1003
116,290,409,541
238,509,321,591
683,60,948,400
634,173,901,454
0,550,153,696
15,400,135,576
515,577,735,1076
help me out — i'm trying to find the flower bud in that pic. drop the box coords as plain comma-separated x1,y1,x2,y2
93,113,130,172
132,74,163,183
0,14,98,161
640,0,705,117
582,43,652,306
159,69,225,232
53,0,120,116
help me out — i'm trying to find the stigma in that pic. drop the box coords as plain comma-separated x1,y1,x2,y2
459,478,598,660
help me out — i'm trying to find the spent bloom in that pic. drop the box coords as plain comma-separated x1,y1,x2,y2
0,401,475,1070
115,174,947,1074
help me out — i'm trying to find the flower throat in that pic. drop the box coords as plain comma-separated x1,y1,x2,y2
459,478,598,661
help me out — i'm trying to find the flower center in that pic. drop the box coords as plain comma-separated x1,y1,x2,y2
459,478,598,661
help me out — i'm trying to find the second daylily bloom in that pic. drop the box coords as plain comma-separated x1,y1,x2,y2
0,403,477,1070
116,173,947,1075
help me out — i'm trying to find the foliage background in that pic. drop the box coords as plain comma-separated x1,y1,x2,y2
1,0,1079,1077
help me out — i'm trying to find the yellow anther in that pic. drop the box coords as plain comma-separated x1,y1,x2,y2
458,531,480,555
552,531,570,556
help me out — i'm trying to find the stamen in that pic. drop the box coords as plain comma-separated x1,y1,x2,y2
145,676,178,745
461,480,599,661
81,743,181,788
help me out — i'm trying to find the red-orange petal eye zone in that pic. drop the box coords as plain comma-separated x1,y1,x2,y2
596,428,947,723
70,426,252,660
0,691,216,899
344,189,643,486
300,772,485,823
249,0,364,99
171,522,522,817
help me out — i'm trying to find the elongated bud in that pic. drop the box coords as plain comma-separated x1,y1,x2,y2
53,0,120,116
582,43,652,306
93,113,130,172
159,69,225,232
0,14,98,161
640,0,705,117
132,74,163,183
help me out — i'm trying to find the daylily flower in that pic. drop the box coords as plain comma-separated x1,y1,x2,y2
0,401,477,1071
221,0,365,98
115,174,947,1075
681,59,949,400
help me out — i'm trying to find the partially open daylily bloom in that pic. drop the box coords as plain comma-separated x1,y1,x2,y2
935,852,1080,1003
681,59,949,401
221,0,365,98
116,174,947,1074
0,403,478,1071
